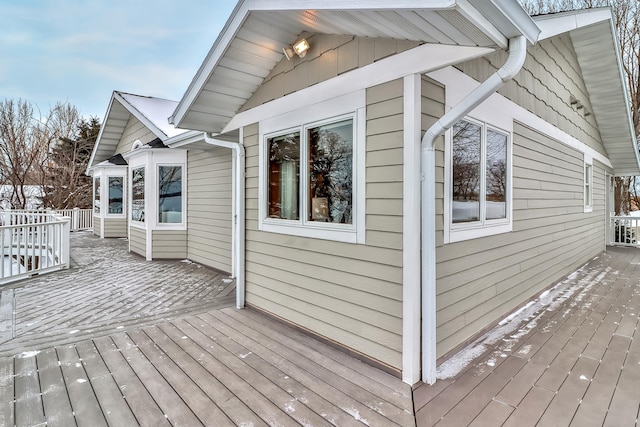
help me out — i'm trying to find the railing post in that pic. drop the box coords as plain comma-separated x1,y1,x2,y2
73,207,79,232
60,216,71,269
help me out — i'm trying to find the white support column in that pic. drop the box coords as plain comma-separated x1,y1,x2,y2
402,73,422,385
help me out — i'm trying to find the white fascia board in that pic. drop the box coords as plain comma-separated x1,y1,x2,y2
171,0,250,128
223,43,494,133
114,92,168,142
165,130,204,148
468,0,540,44
87,92,118,174
534,7,612,40
242,0,456,11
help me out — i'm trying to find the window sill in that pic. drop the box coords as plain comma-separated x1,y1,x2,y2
261,221,361,244
446,222,512,243
584,206,593,213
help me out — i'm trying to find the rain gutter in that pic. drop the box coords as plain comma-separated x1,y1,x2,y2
421,35,527,384
203,131,246,309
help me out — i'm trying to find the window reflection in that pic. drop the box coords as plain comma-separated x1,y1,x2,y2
131,168,145,222
452,120,481,223
268,132,300,220
108,177,123,214
158,166,182,223
486,129,507,220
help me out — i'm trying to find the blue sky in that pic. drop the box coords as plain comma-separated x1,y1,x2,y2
0,0,237,121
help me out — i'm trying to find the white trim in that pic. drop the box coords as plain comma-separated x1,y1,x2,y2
427,66,613,169
402,74,421,385
224,44,494,133
534,8,611,41
258,92,365,244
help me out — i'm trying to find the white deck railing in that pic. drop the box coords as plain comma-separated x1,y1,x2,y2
0,211,71,284
610,216,640,247
3,208,93,232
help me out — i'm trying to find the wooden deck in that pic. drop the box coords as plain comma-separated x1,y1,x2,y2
0,232,414,426
414,246,640,426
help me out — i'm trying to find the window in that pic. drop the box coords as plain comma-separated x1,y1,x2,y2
447,118,511,242
584,160,593,212
108,177,123,214
94,178,100,214
131,167,145,222
158,166,182,224
267,119,354,225
266,116,354,227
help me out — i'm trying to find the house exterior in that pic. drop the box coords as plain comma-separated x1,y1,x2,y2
90,1,637,386
87,92,234,274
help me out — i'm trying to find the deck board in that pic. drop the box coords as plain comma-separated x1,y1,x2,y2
0,357,14,426
37,348,76,427
14,354,45,427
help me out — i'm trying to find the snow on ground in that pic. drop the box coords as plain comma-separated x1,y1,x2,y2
436,259,610,380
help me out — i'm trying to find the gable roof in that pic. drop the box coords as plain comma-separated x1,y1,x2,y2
87,91,189,171
170,0,539,133
534,8,640,176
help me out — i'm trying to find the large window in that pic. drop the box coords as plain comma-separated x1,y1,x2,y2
267,117,354,227
158,166,182,223
131,167,145,222
94,178,100,214
108,177,123,214
448,118,511,242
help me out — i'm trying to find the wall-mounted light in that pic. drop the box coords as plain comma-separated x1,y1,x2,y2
283,38,310,60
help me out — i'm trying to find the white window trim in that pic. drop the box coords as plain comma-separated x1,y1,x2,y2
444,117,513,244
129,165,146,229
156,162,187,229
93,175,101,216
584,154,593,213
258,91,365,244
105,173,127,218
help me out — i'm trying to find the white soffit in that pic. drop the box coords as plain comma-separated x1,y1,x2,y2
535,9,640,175
171,0,538,133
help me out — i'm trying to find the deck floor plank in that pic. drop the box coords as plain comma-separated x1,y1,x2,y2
14,353,45,427
56,344,108,427
108,332,204,427
142,325,269,427
158,319,308,427
126,328,236,427
183,315,365,427
92,336,171,427
36,348,77,427
0,289,14,342
0,357,14,427
75,340,139,427
201,309,415,426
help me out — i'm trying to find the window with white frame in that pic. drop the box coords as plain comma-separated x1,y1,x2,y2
94,178,100,214
584,159,593,212
108,176,124,214
158,165,182,224
131,167,145,222
446,117,512,242
267,118,353,225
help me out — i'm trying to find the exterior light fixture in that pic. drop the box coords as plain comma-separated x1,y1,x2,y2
283,38,310,60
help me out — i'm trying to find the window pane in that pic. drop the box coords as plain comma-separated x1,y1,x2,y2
486,129,507,220
131,168,145,222
94,178,100,214
158,166,182,223
452,120,481,223
108,177,123,214
268,132,300,220
308,119,353,224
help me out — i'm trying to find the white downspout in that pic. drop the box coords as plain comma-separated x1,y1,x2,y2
421,35,527,384
203,131,246,309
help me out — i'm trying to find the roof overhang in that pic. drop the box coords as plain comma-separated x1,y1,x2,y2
87,92,187,174
170,0,539,134
535,9,640,176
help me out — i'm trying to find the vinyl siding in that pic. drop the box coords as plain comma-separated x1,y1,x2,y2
129,226,146,258
187,149,232,273
241,35,420,111
434,122,608,358
152,230,187,259
114,115,156,155
457,34,604,155
93,216,101,237
103,218,127,238
242,78,405,370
